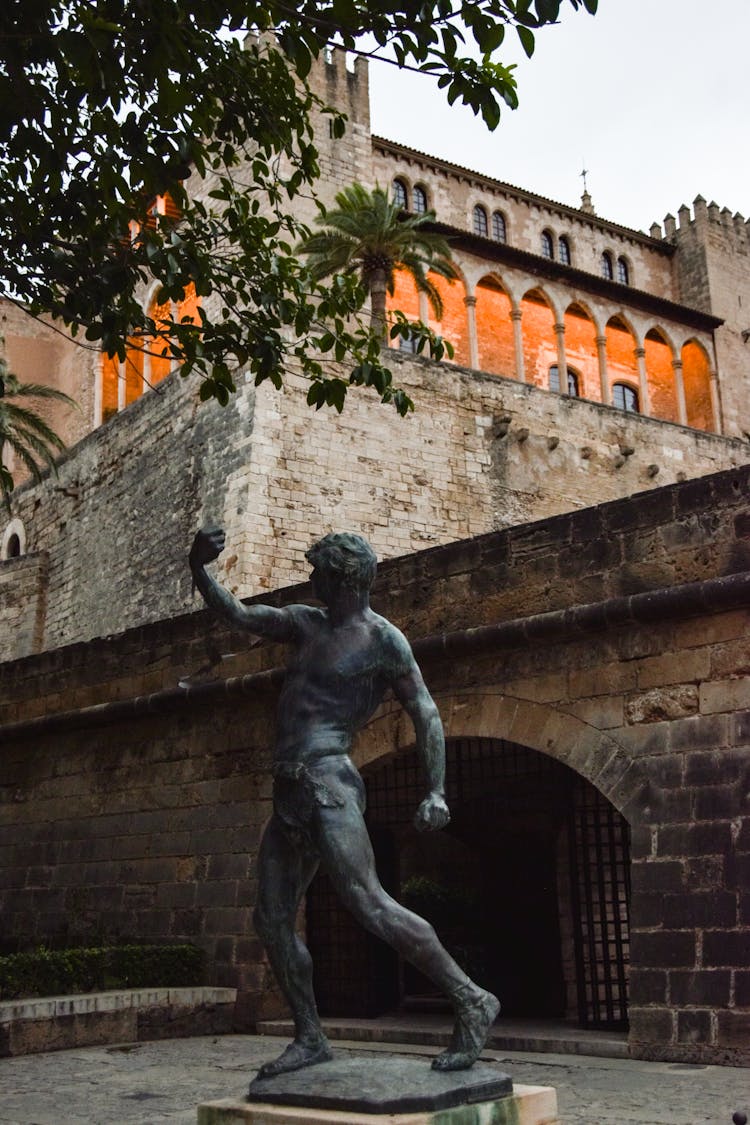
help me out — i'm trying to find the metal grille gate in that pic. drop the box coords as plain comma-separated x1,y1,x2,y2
568,781,631,1027
306,737,630,1027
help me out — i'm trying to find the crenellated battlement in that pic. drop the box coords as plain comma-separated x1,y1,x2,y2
650,195,749,248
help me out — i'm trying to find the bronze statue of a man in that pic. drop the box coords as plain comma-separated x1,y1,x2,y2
189,528,499,1079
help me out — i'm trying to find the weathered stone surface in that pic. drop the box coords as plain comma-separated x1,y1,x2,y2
247,1056,512,1113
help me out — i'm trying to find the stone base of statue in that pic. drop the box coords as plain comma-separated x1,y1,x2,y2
197,1054,559,1124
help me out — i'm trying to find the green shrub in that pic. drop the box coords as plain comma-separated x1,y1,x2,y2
0,944,206,1001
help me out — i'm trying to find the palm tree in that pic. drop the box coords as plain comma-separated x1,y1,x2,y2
299,183,458,342
0,352,76,510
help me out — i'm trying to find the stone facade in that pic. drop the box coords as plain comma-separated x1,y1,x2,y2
2,466,750,1064
1,351,746,661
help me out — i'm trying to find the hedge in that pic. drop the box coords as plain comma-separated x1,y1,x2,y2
0,944,206,1000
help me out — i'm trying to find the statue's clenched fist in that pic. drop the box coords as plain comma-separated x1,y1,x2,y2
414,791,450,832
190,527,225,567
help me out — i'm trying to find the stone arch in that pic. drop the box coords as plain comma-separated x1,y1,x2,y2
644,326,679,422
605,314,640,409
563,301,599,400
354,690,649,821
520,287,558,390
682,337,715,432
474,272,515,378
387,266,468,364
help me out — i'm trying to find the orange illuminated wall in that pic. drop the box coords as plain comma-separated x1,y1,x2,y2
644,330,678,422
147,293,174,386
100,285,200,420
605,317,639,403
101,353,119,421
387,271,468,365
520,290,556,389
475,276,514,378
682,340,714,431
563,304,599,400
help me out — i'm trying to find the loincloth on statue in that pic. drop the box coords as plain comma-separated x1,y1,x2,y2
271,755,365,846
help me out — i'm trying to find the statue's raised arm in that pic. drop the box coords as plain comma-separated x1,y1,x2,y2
189,527,297,642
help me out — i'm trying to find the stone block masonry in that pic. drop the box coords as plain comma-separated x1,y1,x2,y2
1,346,746,663
2,465,750,1063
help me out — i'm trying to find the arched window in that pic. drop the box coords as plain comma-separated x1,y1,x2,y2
1,518,26,560
412,185,427,214
613,382,639,412
393,179,408,209
617,256,630,285
473,204,488,237
601,251,614,280
549,365,580,396
541,230,554,259
558,236,571,265
491,211,506,243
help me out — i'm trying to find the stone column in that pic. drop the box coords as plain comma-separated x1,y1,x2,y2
709,369,722,434
117,359,127,412
418,290,430,324
93,359,103,427
511,308,525,383
464,295,479,369
596,334,610,404
635,346,651,415
554,322,567,393
672,358,688,425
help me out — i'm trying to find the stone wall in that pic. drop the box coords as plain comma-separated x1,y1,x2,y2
1,351,746,660
2,465,750,1062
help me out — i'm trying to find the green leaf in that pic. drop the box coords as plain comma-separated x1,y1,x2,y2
517,25,536,58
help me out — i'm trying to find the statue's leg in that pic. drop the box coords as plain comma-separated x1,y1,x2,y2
253,814,332,1079
314,799,499,1070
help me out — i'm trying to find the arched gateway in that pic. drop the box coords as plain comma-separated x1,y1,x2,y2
308,736,631,1030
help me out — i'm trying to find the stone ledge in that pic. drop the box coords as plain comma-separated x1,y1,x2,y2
0,986,237,1057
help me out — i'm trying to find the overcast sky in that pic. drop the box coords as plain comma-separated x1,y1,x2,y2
368,0,749,235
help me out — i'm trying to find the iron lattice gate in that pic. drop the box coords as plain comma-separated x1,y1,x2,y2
568,780,631,1027
306,738,630,1028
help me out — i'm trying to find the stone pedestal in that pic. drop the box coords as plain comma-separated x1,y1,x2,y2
197,1054,558,1124
197,1086,558,1124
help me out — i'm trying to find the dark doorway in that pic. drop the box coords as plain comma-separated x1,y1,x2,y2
306,738,630,1028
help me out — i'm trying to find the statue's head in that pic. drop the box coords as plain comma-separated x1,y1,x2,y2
306,532,377,599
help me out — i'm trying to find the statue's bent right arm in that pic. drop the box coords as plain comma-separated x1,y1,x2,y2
189,527,297,642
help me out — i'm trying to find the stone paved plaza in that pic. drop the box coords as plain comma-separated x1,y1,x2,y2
1,1035,748,1124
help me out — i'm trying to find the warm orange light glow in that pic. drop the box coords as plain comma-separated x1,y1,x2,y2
563,304,598,399
644,329,678,422
475,277,514,377
521,290,556,389
387,270,468,365
605,317,639,403
124,338,144,405
147,293,173,386
100,353,119,421
682,339,714,431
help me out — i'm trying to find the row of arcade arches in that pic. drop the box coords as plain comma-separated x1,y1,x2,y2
389,268,716,432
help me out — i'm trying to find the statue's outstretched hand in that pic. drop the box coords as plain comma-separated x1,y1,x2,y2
190,527,225,568
414,792,450,832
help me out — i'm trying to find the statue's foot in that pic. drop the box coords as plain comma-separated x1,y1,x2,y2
255,1037,333,1080
432,988,500,1072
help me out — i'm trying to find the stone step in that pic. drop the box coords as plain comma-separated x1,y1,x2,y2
256,1014,629,1060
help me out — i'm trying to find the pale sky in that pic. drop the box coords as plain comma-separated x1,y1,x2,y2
368,0,749,235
